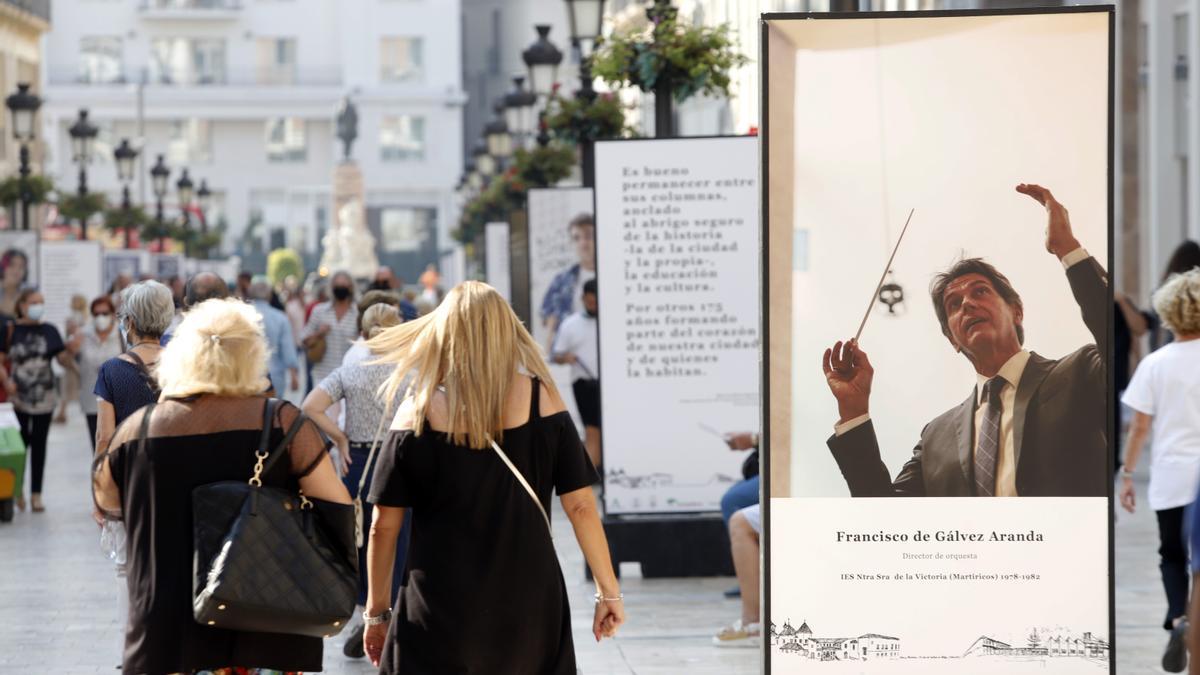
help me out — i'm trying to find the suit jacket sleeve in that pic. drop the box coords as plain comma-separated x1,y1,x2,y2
1066,256,1108,358
826,420,926,497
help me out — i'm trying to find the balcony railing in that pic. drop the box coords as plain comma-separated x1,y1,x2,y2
47,66,343,88
139,0,243,9
1,0,51,22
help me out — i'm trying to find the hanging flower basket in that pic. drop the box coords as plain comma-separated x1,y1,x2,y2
590,2,748,103
454,143,577,245
543,91,637,146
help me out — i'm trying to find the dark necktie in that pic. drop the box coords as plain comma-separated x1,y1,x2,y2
974,377,1005,497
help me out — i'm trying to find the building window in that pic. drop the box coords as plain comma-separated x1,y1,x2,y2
380,37,423,83
150,38,227,85
265,117,307,163
380,115,425,161
79,37,123,83
256,37,297,85
379,207,434,252
168,119,212,164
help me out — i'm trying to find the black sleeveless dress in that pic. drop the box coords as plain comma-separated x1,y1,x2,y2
368,378,598,675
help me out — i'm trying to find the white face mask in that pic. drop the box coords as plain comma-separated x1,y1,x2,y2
94,315,113,331
26,304,44,321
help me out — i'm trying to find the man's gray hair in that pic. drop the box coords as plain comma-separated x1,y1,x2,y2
120,280,175,338
248,277,272,301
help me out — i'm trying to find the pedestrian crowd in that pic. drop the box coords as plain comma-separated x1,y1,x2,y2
0,261,624,675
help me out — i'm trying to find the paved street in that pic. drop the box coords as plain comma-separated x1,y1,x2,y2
0,407,756,675
1117,464,1179,675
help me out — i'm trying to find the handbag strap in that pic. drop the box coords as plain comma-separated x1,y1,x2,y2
249,398,309,484
489,436,552,538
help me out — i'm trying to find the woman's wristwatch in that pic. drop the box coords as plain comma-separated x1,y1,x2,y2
363,608,392,626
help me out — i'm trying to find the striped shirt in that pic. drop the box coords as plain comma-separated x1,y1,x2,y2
302,301,359,385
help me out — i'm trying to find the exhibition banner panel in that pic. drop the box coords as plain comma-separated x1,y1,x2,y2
155,254,185,280
485,222,511,301
40,241,103,333
595,136,759,515
763,9,1112,673
528,187,596,434
102,250,150,291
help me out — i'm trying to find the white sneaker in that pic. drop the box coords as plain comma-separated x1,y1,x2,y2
713,619,762,648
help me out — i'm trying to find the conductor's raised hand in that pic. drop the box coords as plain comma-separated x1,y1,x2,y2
1016,183,1082,259
821,339,873,424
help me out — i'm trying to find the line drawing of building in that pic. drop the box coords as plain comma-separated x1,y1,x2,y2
771,619,901,662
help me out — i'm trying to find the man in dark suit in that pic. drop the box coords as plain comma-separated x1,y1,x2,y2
821,184,1107,497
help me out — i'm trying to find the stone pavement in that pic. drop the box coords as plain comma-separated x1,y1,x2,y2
0,407,757,674
1116,463,1178,675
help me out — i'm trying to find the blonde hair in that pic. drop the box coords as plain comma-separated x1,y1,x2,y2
1153,267,1200,337
156,298,269,399
361,303,401,339
368,281,557,449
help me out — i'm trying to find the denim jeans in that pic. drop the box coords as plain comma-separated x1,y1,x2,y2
720,475,760,525
342,443,410,607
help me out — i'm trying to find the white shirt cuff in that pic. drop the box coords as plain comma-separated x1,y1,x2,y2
1060,247,1089,270
834,414,871,436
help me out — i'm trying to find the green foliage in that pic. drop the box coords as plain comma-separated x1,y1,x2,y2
267,248,304,287
591,3,748,103
0,175,55,207
102,204,150,235
454,143,577,245
543,92,637,146
58,192,108,223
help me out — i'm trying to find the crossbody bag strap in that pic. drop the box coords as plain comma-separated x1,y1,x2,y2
489,436,552,538
351,399,398,547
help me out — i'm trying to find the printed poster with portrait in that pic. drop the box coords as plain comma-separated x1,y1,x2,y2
763,8,1113,674
527,188,596,433
0,231,40,319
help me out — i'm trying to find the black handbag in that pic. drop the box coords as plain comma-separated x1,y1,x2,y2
183,398,359,638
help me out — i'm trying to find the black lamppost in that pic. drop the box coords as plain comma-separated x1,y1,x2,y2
522,25,564,102
565,0,606,186
196,179,211,235
5,83,42,231
649,0,677,138
473,141,496,179
176,169,194,256
150,154,170,249
503,76,538,150
68,108,99,238
113,139,138,248
484,102,513,168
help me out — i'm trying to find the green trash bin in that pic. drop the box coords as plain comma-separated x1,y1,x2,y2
0,406,26,522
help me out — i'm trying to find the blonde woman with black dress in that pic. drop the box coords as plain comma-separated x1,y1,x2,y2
363,281,624,673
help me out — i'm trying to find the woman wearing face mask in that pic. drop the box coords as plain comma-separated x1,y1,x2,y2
0,288,76,512
93,281,174,459
301,270,359,394
70,296,122,449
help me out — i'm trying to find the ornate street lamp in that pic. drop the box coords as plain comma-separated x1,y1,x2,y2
176,169,194,255
565,0,606,48
5,83,43,231
150,155,170,250
113,139,138,248
196,179,211,234
522,25,563,101
68,108,99,238
473,142,496,178
504,76,538,150
484,102,513,163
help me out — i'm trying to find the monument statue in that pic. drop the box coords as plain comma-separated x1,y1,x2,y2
319,199,378,280
336,95,358,161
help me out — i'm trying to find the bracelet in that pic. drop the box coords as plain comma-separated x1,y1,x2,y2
593,592,624,604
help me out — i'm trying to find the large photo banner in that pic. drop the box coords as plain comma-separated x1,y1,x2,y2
485,222,511,301
596,136,760,515
764,9,1112,673
528,187,595,433
40,241,103,333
